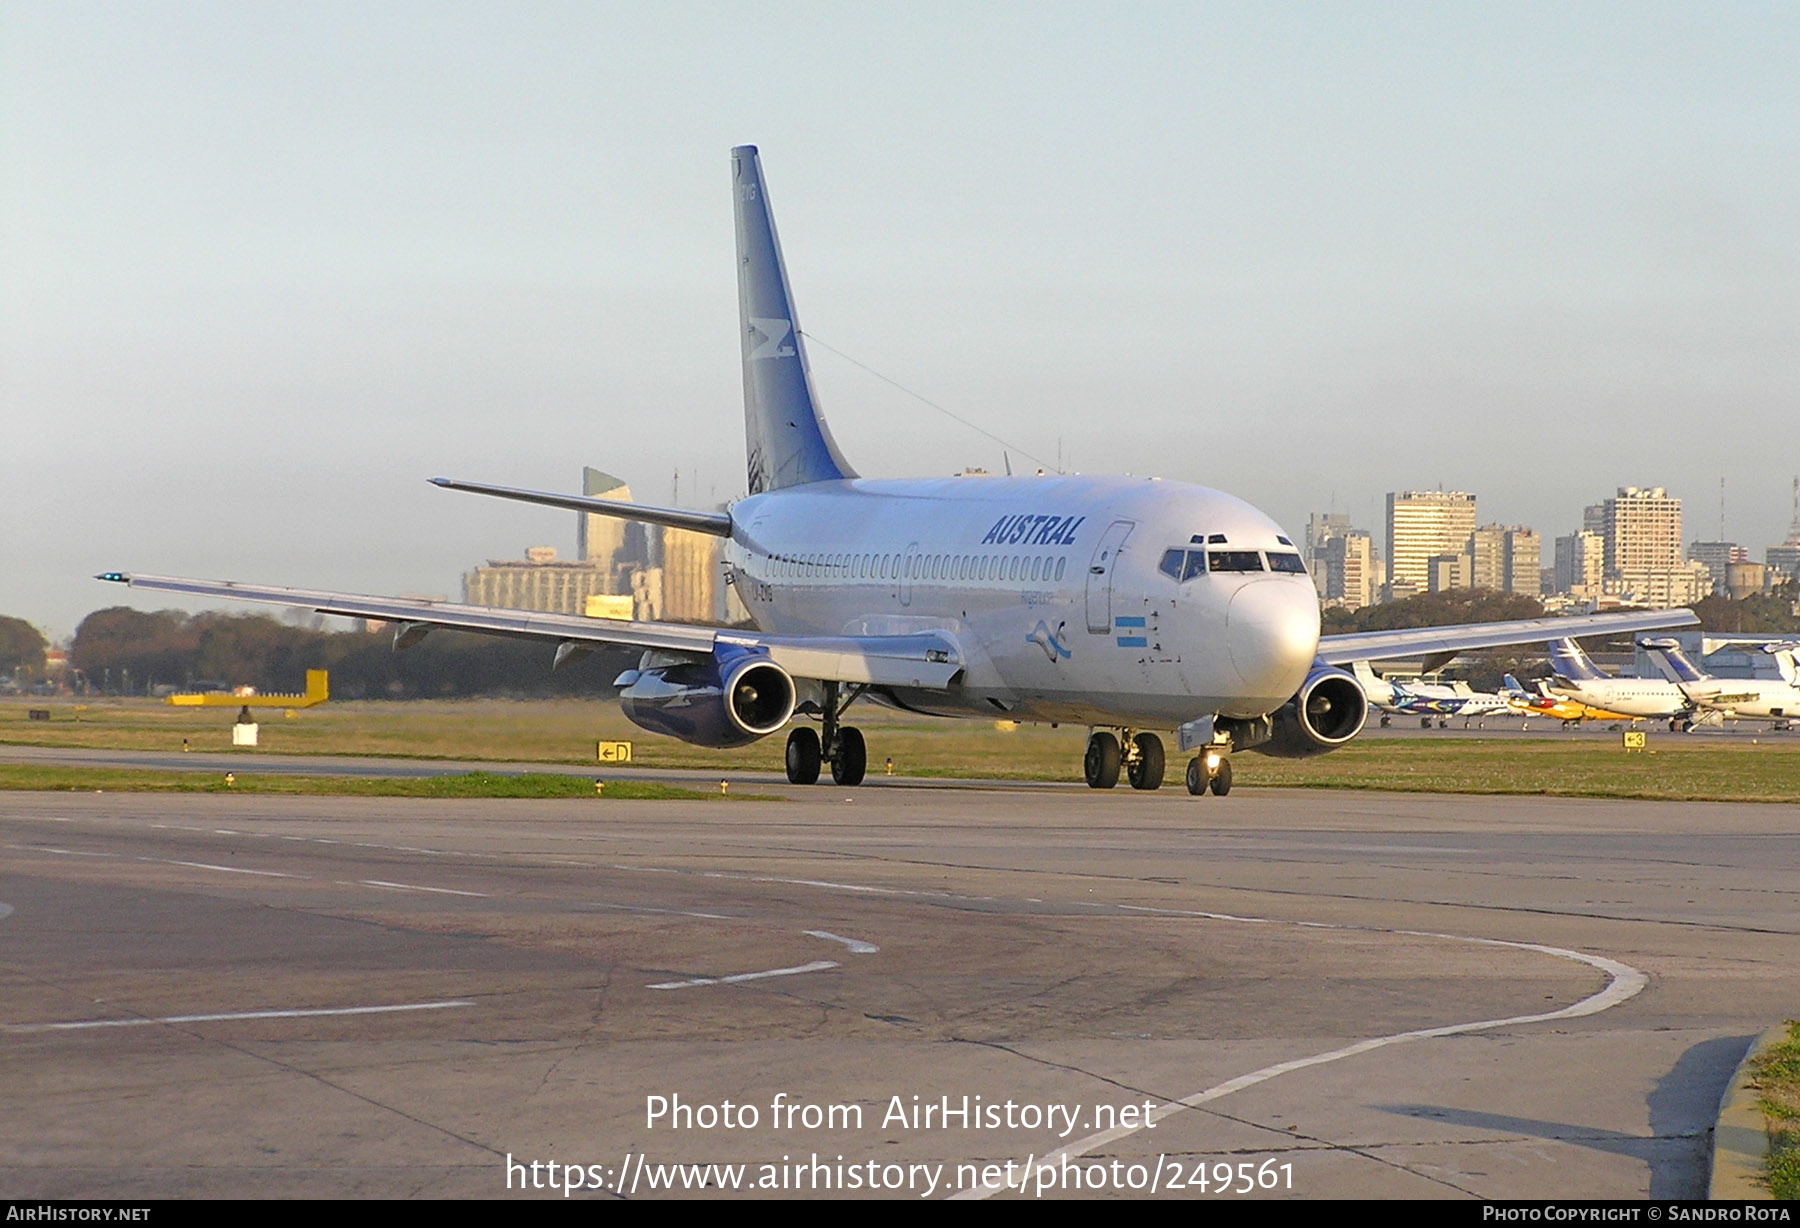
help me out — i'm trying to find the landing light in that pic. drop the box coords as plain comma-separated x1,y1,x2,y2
1205,751,1222,771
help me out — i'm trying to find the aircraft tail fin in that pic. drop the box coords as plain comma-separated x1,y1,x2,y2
732,146,857,495
1761,642,1800,684
1502,673,1526,695
1547,638,1606,682
1349,659,1393,703
1637,637,1710,684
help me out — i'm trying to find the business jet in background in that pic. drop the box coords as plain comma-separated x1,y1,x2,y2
1637,638,1800,731
99,147,1699,796
1350,661,1513,728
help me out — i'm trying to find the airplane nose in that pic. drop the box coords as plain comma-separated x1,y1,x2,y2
1225,579,1320,701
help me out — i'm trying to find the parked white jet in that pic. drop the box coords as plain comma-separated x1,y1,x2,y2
98,147,1698,795
1350,661,1513,728
1544,638,1698,728
1638,638,1800,730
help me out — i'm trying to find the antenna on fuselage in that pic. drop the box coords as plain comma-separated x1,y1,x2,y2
1003,453,1013,476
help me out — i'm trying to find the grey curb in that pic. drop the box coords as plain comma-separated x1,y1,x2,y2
1711,1022,1793,1200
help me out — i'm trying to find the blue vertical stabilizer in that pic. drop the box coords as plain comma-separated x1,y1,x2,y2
1638,638,1710,684
732,146,857,494
1547,638,1607,682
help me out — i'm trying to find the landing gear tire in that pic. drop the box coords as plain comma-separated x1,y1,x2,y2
831,726,867,786
1379,715,1391,728
1421,717,1432,729
1127,733,1165,790
786,728,822,785
1084,732,1121,789
1186,750,1230,796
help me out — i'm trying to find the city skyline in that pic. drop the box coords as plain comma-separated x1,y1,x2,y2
5,5,1797,639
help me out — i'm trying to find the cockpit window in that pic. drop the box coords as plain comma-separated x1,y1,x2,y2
1159,549,1184,581
1208,550,1264,573
1267,552,1308,574
1181,550,1208,581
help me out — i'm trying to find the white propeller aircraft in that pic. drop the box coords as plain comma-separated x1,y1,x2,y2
99,147,1698,796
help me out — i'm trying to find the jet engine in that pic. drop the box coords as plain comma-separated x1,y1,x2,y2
614,650,797,748
1256,662,1369,758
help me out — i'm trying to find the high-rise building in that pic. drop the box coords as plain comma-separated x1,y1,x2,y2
1599,486,1698,607
661,527,722,624
1467,525,1509,591
1305,512,1351,558
1504,526,1541,597
1427,552,1468,593
1601,486,1682,577
1555,531,1604,596
1386,490,1477,601
462,547,612,616
1316,530,1376,610
577,469,630,569
1688,541,1748,590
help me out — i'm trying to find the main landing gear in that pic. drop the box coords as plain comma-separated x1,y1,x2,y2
1083,730,1166,790
785,681,867,786
1185,745,1232,796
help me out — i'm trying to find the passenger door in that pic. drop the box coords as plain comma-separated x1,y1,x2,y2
1085,520,1135,633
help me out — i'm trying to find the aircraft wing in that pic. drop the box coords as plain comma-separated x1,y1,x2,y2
1318,609,1700,667
96,573,964,690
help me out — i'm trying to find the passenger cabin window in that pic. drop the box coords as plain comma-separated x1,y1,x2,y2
1267,552,1308,574
1208,550,1264,573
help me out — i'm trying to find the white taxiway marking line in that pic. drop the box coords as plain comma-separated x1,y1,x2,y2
4,1000,477,1033
647,960,840,991
356,879,489,898
0,903,12,921
952,924,1647,1200
590,902,739,920
149,859,300,879
805,930,879,955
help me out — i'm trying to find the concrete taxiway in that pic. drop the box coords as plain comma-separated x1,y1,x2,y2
1,781,1795,1199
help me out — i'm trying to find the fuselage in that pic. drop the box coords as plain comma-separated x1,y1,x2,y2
721,474,1320,728
1546,677,1690,719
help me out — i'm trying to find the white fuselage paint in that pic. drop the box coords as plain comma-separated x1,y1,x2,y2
722,474,1321,729
1547,677,1692,719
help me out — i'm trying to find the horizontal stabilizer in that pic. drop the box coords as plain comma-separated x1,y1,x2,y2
430,478,732,537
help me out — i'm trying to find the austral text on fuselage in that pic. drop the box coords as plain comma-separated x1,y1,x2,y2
979,514,1087,547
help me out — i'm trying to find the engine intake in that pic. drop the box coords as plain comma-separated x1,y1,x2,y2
1253,662,1369,758
616,651,797,748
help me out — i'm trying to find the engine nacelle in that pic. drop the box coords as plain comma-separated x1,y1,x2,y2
1253,662,1369,758
615,650,797,748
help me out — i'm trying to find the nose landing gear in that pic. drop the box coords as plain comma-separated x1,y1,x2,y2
1185,747,1232,796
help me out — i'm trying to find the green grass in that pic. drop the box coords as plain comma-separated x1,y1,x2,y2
0,764,740,800
5,696,1800,802
1753,1020,1800,1199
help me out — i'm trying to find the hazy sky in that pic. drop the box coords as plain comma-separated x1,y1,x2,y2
5,2,1797,640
